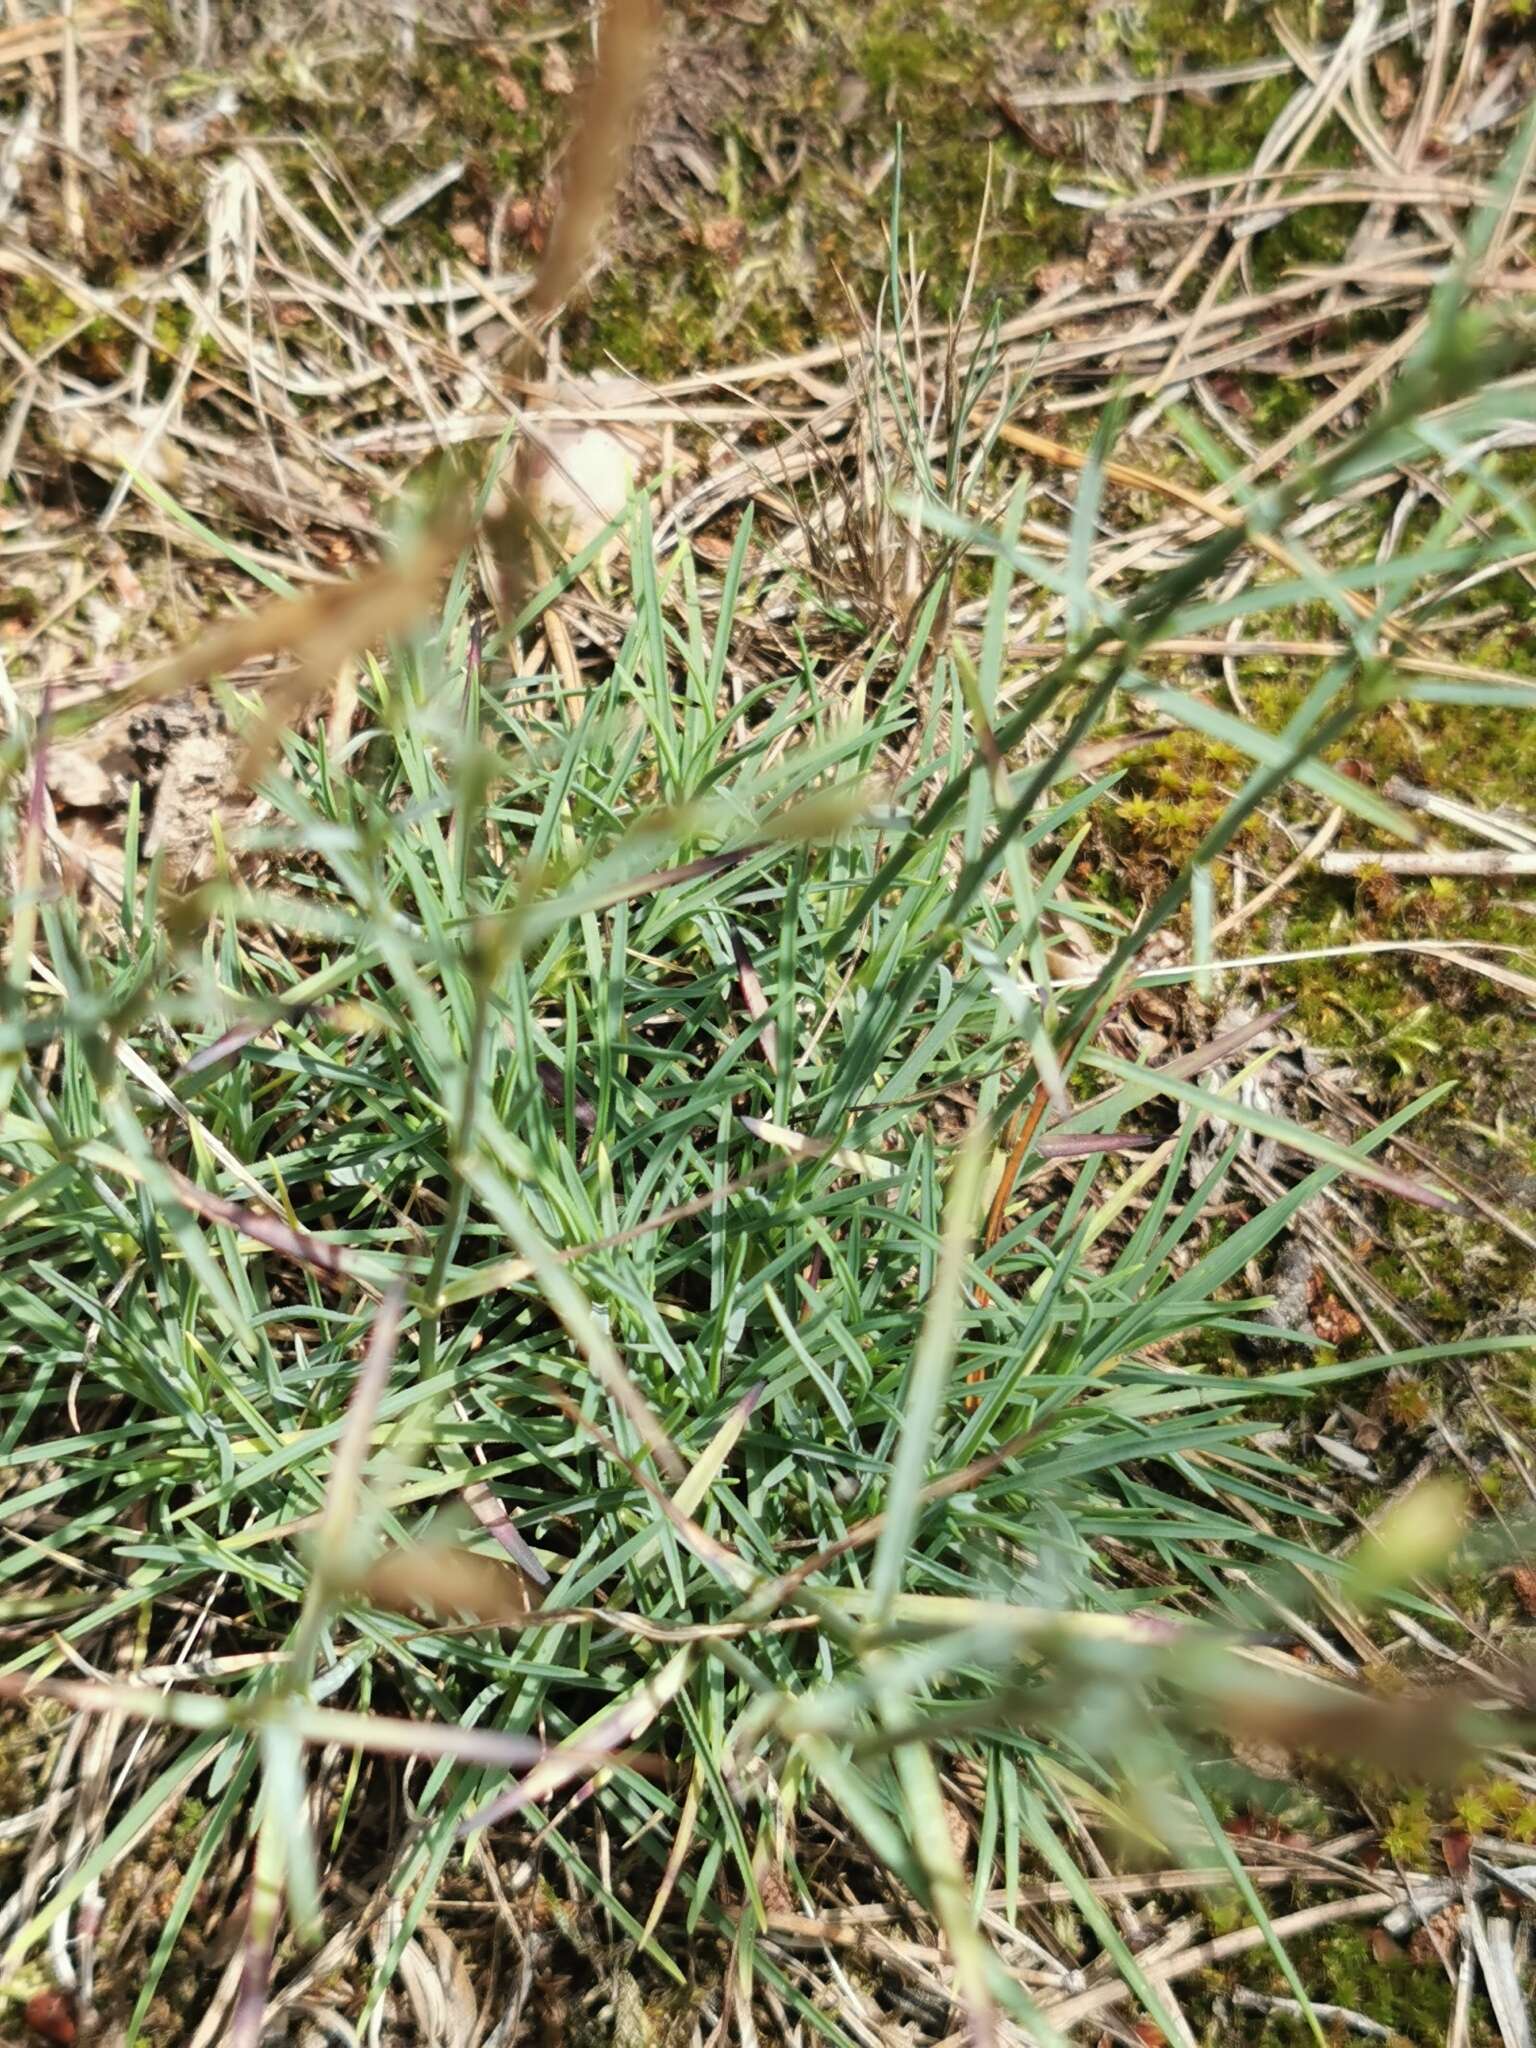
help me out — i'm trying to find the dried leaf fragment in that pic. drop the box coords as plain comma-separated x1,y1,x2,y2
363,1541,537,1626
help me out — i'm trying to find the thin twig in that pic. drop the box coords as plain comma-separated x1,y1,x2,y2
1320,848,1536,876
1383,775,1536,853
1042,1890,1404,2028
1214,806,1345,939
1231,1988,1396,2040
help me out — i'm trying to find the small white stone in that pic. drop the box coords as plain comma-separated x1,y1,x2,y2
510,376,655,573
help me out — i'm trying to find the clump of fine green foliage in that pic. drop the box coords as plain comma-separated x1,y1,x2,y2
2,225,1534,2044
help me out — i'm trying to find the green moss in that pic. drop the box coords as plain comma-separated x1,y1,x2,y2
5,278,96,355
172,1795,207,1840
1382,1789,1434,1864
1196,1914,1468,2042
1307,1926,1454,2036
1228,659,1536,1327
1099,729,1259,874
860,20,962,95
578,266,742,383
101,0,1399,389
1134,0,1357,68
1125,0,1362,290
1161,75,1295,178
0,1707,57,1861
